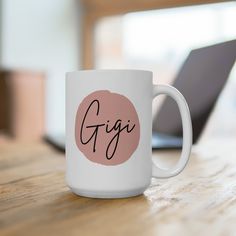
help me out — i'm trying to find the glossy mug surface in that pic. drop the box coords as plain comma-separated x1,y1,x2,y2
66,70,192,198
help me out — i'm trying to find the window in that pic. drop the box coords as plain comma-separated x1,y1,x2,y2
95,2,236,84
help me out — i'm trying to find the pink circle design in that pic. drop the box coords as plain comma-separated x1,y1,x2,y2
75,90,140,165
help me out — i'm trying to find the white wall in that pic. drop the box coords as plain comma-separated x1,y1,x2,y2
1,0,82,135
0,0,2,63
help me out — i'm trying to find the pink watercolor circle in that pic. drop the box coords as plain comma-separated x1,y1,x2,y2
75,90,140,165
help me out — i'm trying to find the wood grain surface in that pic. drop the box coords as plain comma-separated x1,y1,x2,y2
0,139,236,236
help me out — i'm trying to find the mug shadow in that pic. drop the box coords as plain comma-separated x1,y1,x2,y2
40,189,151,224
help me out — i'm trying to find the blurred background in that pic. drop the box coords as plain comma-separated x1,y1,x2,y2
0,0,235,145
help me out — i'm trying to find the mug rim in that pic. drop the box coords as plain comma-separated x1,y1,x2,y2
66,69,153,78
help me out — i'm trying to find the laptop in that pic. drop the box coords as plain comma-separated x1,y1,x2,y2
152,39,236,149
45,40,236,151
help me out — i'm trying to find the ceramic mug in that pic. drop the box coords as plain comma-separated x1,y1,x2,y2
66,70,192,198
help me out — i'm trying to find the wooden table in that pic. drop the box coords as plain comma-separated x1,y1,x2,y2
1,139,236,236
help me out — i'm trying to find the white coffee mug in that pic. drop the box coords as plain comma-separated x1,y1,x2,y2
66,70,192,198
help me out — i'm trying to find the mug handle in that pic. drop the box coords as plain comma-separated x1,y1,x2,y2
152,85,192,178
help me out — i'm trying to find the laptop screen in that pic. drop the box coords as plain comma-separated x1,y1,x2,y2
153,40,236,143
